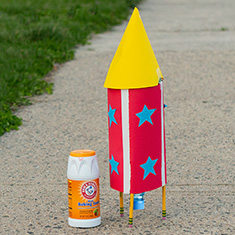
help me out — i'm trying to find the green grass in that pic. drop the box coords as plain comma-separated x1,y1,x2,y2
0,0,142,136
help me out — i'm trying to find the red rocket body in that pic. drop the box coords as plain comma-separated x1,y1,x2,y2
107,83,167,194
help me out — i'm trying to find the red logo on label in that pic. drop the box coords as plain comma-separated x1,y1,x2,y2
81,181,97,199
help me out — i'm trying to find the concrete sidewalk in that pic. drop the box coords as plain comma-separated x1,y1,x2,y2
1,0,234,234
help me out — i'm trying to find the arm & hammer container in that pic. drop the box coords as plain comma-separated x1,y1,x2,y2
67,149,101,227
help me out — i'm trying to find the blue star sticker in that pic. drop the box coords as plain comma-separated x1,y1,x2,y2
140,156,158,180
136,105,156,127
108,105,118,127
109,155,119,175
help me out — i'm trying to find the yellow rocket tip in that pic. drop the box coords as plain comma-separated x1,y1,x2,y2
133,7,139,13
104,6,163,89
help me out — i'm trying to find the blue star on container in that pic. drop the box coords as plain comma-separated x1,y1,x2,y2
140,156,158,180
108,105,118,127
109,155,119,175
136,105,156,127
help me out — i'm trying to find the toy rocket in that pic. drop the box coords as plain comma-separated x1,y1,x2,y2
104,8,167,226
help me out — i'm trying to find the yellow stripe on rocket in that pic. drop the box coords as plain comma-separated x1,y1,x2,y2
104,8,163,89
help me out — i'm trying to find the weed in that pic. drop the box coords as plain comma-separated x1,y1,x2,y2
220,27,228,31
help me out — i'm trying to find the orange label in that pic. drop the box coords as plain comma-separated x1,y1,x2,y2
68,178,100,220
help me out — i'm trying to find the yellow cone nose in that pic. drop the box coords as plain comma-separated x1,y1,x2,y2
104,7,163,89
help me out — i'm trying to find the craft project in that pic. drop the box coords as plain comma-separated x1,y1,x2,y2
104,7,167,227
